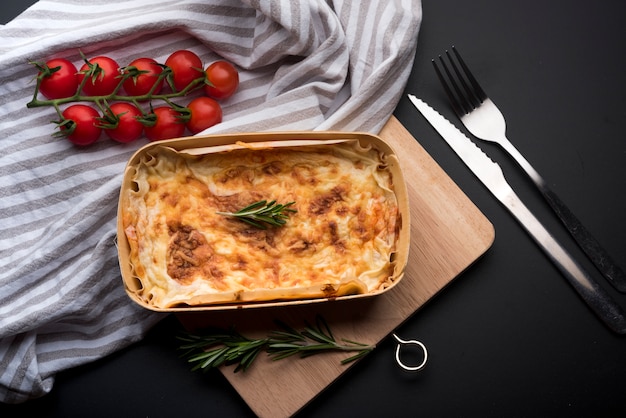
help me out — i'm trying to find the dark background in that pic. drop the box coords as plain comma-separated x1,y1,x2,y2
2,0,626,416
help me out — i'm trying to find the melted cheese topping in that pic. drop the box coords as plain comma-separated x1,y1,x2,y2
121,141,400,308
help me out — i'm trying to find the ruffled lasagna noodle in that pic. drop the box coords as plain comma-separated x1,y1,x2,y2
121,140,401,308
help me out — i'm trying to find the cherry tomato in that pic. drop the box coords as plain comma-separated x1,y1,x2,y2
102,102,144,143
204,60,239,100
78,56,120,96
185,97,222,134
143,106,185,141
165,50,204,92
122,57,164,97
60,104,102,146
37,58,79,99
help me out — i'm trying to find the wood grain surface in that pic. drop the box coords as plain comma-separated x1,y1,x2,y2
177,116,495,417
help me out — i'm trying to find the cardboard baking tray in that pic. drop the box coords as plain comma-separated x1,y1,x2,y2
117,131,411,312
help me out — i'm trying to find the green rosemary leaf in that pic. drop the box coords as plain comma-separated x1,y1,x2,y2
238,217,267,229
317,316,335,340
340,338,372,347
340,349,372,364
237,346,263,372
301,328,333,344
268,349,301,362
237,200,268,212
272,319,300,336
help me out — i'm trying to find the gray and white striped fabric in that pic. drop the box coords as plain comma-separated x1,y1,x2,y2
0,0,422,404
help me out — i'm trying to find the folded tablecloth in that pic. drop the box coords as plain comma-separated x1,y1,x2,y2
0,0,421,404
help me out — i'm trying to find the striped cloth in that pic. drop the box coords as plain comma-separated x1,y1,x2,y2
0,0,422,404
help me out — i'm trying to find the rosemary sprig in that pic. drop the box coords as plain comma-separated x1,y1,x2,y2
178,330,269,373
216,199,297,229
267,318,374,364
177,316,374,373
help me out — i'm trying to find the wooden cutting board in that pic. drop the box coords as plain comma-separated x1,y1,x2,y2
177,116,495,417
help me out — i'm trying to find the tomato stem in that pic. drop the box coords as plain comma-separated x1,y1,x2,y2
26,65,206,110
52,102,64,119
27,80,204,108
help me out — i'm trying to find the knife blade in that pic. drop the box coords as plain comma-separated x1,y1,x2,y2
408,94,626,334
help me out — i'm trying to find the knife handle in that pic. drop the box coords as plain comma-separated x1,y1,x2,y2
499,186,626,334
539,183,626,292
500,139,626,293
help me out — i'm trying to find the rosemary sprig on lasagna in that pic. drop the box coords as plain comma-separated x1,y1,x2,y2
216,199,297,229
178,316,374,373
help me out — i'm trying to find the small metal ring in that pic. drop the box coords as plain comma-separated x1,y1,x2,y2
392,333,428,372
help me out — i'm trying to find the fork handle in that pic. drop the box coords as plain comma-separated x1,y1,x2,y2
500,138,626,293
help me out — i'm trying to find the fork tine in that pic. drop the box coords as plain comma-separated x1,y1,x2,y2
446,49,481,109
432,57,471,116
451,46,487,103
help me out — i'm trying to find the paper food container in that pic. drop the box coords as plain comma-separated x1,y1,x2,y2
117,131,410,312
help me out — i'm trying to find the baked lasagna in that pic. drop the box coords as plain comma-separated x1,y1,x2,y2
120,139,404,309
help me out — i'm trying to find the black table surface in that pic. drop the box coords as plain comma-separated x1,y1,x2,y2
3,0,626,417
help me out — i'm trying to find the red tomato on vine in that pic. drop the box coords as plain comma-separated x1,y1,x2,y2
185,97,222,134
204,61,239,100
122,57,164,97
78,56,120,96
59,104,102,146
100,102,144,143
143,106,185,141
165,50,204,93
35,58,79,99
